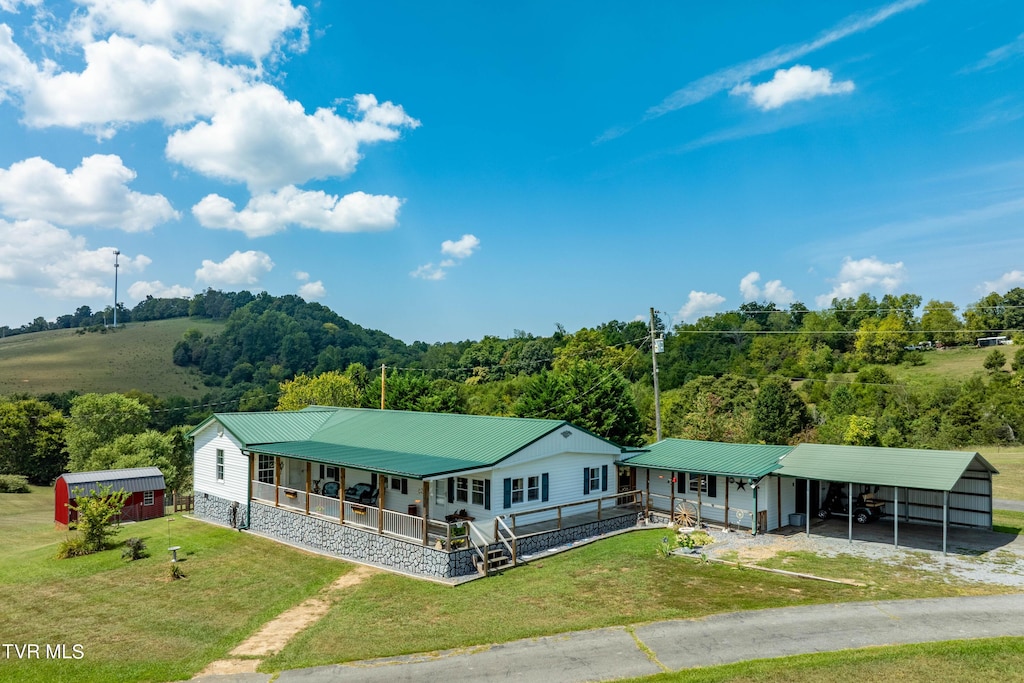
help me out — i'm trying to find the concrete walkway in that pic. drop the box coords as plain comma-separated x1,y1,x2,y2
996,498,1024,513
195,594,1024,683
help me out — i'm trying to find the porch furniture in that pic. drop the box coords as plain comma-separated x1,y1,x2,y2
322,481,340,498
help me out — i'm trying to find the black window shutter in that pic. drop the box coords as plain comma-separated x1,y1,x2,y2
503,477,512,509
447,477,454,503
601,465,608,492
484,479,491,510
541,473,549,502
707,475,717,498
677,472,685,494
401,478,408,495
583,468,590,495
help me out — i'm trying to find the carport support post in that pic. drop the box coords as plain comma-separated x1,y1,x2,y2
894,486,899,549
805,479,810,536
848,481,853,544
942,490,949,556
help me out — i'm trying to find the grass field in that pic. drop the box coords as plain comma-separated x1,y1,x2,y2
1,487,1019,682
891,345,1001,391
977,446,1024,501
0,318,223,398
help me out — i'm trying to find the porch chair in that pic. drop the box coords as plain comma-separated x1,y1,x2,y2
322,481,340,498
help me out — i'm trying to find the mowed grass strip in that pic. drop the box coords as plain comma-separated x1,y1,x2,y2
262,529,1011,673
617,637,1024,683
0,488,344,683
994,509,1024,536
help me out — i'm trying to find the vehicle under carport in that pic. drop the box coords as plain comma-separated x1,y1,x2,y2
774,443,999,555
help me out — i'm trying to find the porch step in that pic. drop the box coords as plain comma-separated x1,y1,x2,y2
476,549,515,575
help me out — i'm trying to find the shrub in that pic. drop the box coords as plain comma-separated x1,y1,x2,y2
122,537,147,561
678,530,714,550
67,484,131,552
0,475,30,493
56,535,90,559
169,563,186,580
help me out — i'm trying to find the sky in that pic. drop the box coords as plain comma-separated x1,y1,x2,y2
1,1,1023,343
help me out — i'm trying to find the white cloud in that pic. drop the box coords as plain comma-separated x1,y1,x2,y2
739,271,796,305
676,291,726,322
598,0,922,140
731,65,854,110
71,0,308,62
441,234,481,259
0,1,42,13
298,280,325,300
295,270,309,281
982,270,1024,294
166,87,419,191
412,233,481,281
192,186,402,237
815,256,906,306
961,33,1024,74
0,154,178,231
0,31,255,134
195,250,273,286
0,218,149,299
410,263,446,281
127,280,194,300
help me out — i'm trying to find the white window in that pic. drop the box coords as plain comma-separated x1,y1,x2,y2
391,477,403,491
143,491,154,506
471,479,485,506
216,449,225,482
257,454,275,484
456,477,469,503
511,478,524,504
588,467,601,493
527,476,540,501
689,474,708,494
318,464,339,481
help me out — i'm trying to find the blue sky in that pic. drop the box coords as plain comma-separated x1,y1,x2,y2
1,1,1023,342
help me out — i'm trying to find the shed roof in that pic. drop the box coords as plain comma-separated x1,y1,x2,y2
620,439,791,478
59,467,165,496
775,443,998,491
208,407,612,479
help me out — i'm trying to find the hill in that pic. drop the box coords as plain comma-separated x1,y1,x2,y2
0,318,224,398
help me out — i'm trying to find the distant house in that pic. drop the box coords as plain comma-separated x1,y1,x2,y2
189,407,639,580
54,467,166,527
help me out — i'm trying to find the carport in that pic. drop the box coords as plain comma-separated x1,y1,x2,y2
775,444,999,555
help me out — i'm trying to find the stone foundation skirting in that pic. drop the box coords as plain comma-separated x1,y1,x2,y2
194,495,641,580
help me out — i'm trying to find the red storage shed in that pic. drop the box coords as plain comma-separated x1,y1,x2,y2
55,467,166,527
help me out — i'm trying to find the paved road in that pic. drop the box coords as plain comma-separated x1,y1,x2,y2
996,498,1024,513
198,594,1024,683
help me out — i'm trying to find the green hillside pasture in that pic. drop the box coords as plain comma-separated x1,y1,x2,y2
0,486,344,683
0,318,223,398
977,447,1024,502
892,345,1008,391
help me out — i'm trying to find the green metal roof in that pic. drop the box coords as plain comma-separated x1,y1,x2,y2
775,443,998,491
200,407,609,479
192,406,338,445
620,439,792,479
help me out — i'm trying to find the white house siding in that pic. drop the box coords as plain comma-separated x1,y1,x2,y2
497,428,621,468
639,468,763,530
493,450,620,525
192,421,248,504
778,475,798,528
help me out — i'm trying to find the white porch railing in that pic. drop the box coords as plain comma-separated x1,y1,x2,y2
344,501,379,530
279,488,306,511
308,491,340,519
252,480,276,502
383,508,424,539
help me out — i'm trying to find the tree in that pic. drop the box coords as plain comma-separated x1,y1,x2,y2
65,394,150,472
0,399,67,484
919,300,961,347
984,349,1007,373
854,315,910,364
67,483,131,552
277,371,362,410
749,376,810,444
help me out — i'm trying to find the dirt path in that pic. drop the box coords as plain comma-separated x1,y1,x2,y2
194,564,377,678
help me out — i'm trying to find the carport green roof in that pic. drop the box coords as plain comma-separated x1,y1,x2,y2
195,407,618,479
620,439,792,479
775,443,998,491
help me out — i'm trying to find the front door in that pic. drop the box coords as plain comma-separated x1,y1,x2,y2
617,466,636,505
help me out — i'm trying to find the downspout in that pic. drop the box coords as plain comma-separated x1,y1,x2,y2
237,451,251,530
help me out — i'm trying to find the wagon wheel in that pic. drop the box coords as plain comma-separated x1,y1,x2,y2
673,501,698,528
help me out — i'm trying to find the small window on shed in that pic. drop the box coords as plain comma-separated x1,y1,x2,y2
143,491,154,506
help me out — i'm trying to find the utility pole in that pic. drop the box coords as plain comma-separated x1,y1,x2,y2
650,307,663,441
113,249,120,328
380,364,387,410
